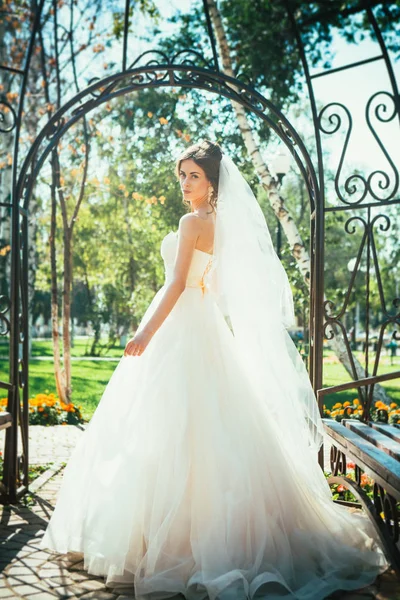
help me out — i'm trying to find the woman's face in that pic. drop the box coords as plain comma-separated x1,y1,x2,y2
178,159,210,205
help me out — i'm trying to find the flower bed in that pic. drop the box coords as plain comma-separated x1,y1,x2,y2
323,398,400,424
0,393,86,426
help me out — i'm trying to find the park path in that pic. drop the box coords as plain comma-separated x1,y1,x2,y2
0,425,399,599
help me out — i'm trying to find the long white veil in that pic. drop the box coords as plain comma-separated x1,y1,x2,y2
207,154,325,460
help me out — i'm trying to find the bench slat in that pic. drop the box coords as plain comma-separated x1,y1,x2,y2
342,419,400,461
322,418,400,500
369,421,400,443
0,411,12,430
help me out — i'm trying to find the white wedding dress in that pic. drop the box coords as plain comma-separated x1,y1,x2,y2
40,230,390,600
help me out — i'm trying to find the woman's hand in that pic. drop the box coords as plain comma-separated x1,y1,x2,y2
124,328,154,357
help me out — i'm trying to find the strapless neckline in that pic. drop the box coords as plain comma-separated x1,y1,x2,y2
168,230,214,258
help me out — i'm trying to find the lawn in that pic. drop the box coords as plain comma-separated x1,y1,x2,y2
321,349,400,409
0,342,398,421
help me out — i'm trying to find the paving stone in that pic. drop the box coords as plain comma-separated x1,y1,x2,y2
0,589,17,598
25,541,48,551
78,579,107,592
18,557,46,568
25,593,59,599
6,582,56,596
64,572,88,583
1,541,26,550
38,568,69,579
51,558,79,570
28,550,56,561
46,577,81,588
79,592,117,599
4,573,40,585
50,585,82,598
15,549,36,559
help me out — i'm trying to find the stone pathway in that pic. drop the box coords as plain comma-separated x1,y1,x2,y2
0,425,399,599
0,424,88,466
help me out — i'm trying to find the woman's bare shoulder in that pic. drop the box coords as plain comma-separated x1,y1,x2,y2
178,213,202,237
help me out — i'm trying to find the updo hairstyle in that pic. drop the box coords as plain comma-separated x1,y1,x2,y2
175,139,223,213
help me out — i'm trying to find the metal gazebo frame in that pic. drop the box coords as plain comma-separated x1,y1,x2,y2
0,1,399,554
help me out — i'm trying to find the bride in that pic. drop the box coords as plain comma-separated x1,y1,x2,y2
39,139,390,599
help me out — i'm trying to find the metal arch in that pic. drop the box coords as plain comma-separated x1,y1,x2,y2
2,55,322,502
17,64,320,213
0,0,47,504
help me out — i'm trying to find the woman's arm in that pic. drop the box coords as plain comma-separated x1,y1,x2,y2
124,213,199,357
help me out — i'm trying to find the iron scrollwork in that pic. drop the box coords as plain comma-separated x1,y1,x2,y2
318,93,399,206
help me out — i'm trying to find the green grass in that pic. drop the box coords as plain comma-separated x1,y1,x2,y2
0,342,399,421
0,337,124,359
321,350,400,409
0,356,119,422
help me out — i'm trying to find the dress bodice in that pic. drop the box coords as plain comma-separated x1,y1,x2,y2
161,231,214,291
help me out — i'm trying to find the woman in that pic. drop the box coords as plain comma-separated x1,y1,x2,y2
40,140,390,599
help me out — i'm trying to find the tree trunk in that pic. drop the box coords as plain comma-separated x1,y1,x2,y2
207,0,392,404
50,150,65,401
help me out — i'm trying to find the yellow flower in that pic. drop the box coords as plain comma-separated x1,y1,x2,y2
353,398,360,405
390,402,397,408
343,401,350,407
159,117,168,125
147,112,153,118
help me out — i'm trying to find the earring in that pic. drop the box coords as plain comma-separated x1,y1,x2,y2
208,186,214,202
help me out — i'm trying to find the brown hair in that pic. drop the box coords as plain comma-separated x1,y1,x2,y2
175,139,223,213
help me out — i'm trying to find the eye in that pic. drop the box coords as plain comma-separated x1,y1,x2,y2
192,174,198,179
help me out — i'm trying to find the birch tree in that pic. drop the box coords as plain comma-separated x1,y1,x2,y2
207,0,391,403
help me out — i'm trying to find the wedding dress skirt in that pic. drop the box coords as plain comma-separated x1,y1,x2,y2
40,231,390,599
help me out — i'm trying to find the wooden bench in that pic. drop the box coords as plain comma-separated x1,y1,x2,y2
0,411,12,431
322,416,400,576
